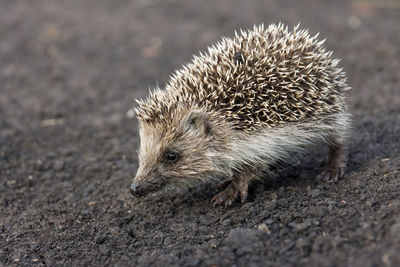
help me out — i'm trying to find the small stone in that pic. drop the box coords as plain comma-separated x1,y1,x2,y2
53,159,64,171
163,237,173,246
60,146,75,156
41,171,53,180
225,227,258,247
360,221,371,229
84,183,96,197
327,199,337,206
293,220,312,233
310,206,325,217
257,223,271,234
198,216,209,225
0,181,6,192
57,172,70,181
296,238,307,249
187,257,200,266
6,180,16,186
366,199,376,207
240,201,253,210
264,218,274,225
82,209,90,215
35,159,44,170
96,235,108,244
266,199,278,210
224,228,261,257
220,219,231,226
279,214,292,225
310,189,321,198
359,194,367,201
46,152,56,159
208,239,218,248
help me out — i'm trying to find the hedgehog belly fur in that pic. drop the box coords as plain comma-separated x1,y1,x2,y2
227,111,351,170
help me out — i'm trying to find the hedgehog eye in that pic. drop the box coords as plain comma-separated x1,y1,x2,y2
165,151,179,163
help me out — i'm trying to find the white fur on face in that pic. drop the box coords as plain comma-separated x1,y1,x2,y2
134,122,161,182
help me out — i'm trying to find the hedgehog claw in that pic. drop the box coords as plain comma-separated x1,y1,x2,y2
212,183,239,207
317,166,345,183
240,189,248,203
212,179,250,207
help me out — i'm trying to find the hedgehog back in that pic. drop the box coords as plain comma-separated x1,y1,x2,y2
135,24,350,132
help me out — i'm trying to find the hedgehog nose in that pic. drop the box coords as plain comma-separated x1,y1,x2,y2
130,183,144,197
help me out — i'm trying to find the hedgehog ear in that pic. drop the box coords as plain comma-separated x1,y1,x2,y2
186,111,212,135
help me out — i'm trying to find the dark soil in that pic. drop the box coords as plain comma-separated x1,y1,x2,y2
1,0,400,266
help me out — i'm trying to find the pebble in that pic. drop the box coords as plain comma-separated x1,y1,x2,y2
220,219,231,226
225,227,258,247
96,234,108,244
208,239,218,248
46,152,56,159
82,209,90,215
53,160,65,171
163,237,173,246
310,206,325,217
84,183,96,197
41,171,53,180
187,257,200,266
0,181,6,192
310,189,321,198
257,223,271,234
264,218,274,225
6,180,16,186
296,238,307,249
293,220,312,233
279,214,292,225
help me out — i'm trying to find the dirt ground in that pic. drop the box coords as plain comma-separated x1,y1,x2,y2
1,0,400,266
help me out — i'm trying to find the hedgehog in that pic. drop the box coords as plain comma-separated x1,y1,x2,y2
130,23,351,207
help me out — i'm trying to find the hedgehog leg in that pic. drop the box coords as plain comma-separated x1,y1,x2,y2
211,181,239,207
212,171,258,207
318,137,347,183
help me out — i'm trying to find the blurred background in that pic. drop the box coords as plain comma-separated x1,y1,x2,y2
1,0,399,132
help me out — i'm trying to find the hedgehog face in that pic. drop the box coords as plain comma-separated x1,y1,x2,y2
130,109,227,197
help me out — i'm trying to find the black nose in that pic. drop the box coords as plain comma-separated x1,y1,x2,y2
130,183,144,197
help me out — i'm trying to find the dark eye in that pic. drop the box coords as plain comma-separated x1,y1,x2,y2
165,151,179,163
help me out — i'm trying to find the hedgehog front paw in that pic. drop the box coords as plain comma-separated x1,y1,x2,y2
212,179,248,207
317,166,345,183
212,182,238,207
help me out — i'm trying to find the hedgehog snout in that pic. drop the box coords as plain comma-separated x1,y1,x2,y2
130,182,145,197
